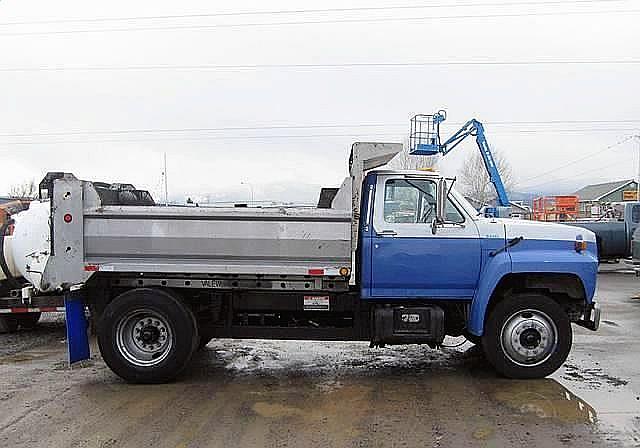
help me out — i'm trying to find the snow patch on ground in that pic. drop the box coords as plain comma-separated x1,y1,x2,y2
206,337,476,375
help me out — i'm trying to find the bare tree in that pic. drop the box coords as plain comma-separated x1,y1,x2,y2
9,179,37,199
458,149,515,205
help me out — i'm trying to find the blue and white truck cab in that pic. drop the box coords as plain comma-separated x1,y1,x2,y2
355,166,599,378
0,141,600,383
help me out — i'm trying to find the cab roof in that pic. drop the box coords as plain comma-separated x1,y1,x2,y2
369,168,442,177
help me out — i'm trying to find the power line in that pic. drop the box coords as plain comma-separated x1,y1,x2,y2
519,135,636,187
0,132,406,145
1,9,637,36
0,123,395,138
522,158,632,190
1,120,638,138
0,0,626,26
503,128,640,133
490,119,640,125
3,60,639,73
1,129,639,146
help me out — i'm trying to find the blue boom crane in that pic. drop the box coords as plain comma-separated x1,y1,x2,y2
409,110,510,208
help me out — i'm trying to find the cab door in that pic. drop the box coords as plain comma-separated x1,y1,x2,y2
370,175,482,299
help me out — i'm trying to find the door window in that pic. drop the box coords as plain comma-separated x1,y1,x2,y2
383,179,436,223
383,179,464,224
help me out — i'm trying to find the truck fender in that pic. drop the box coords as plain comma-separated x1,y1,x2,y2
508,246,597,301
467,251,511,336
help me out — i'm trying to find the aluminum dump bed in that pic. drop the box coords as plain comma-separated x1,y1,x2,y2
84,205,352,275
11,174,354,292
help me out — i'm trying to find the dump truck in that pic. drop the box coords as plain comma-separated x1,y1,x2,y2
0,142,600,383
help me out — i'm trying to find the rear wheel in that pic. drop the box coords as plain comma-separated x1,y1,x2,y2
97,288,199,383
482,293,572,379
15,312,41,330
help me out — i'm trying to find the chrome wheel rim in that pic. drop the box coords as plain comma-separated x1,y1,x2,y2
500,309,558,367
115,309,173,367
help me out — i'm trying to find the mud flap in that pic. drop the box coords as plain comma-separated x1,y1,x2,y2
64,291,90,364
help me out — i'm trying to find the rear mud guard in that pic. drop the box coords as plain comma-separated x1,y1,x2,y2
64,290,90,364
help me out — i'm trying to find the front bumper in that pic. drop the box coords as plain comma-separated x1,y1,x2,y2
576,301,601,331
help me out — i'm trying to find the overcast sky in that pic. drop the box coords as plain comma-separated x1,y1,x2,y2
1,0,638,203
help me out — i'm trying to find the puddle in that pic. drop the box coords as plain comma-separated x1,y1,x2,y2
555,375,640,446
489,379,597,424
488,369,640,444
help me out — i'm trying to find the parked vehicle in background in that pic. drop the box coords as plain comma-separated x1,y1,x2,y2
0,198,46,332
566,202,640,261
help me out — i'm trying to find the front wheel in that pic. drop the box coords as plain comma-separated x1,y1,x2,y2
97,288,199,384
482,293,572,379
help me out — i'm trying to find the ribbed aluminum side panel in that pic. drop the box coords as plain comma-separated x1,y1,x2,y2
83,206,352,275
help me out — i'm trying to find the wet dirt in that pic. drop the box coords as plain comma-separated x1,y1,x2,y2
0,268,639,447
0,313,66,357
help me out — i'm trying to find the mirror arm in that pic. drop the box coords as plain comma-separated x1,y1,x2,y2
431,217,441,235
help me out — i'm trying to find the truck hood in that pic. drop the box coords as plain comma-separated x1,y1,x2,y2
495,218,597,243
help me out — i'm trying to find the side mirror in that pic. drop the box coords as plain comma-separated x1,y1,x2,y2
432,178,447,234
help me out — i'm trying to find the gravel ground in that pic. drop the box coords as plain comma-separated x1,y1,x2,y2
0,313,66,357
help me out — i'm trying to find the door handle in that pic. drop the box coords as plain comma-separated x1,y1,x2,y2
377,229,397,237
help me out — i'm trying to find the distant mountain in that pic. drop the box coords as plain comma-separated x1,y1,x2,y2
511,179,599,205
169,181,325,206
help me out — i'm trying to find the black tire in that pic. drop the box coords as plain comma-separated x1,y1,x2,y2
15,312,41,330
482,293,572,379
97,288,199,384
0,315,18,333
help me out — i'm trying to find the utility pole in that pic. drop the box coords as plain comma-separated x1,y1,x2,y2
163,152,169,206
